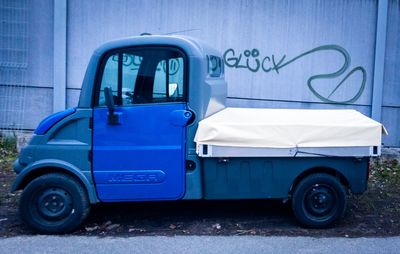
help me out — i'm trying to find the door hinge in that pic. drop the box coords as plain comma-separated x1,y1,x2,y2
88,150,92,162
89,117,93,129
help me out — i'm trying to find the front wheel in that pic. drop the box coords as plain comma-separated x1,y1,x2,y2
292,173,347,228
19,173,90,234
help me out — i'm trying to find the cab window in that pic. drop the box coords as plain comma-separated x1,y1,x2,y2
97,48,185,106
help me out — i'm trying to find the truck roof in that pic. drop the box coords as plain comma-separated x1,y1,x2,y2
93,35,222,58
79,35,224,108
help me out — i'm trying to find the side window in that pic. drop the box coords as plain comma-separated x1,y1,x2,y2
98,55,118,106
208,55,224,77
153,57,184,100
98,53,142,106
97,48,185,106
122,54,142,104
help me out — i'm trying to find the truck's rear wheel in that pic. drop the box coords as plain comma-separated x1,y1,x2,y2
292,173,347,228
19,173,90,234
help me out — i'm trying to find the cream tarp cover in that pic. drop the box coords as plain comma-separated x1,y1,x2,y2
194,108,386,149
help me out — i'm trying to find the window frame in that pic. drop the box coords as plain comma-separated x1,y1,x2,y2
92,45,189,108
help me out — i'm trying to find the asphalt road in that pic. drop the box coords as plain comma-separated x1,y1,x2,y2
0,236,399,254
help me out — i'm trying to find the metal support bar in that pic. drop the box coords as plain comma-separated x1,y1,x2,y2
197,144,380,158
371,0,389,121
53,0,67,113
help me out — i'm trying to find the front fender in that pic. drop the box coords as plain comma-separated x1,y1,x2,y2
11,159,99,204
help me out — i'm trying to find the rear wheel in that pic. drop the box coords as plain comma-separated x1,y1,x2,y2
292,173,347,228
19,173,90,234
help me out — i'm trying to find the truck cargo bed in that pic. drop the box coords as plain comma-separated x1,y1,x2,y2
195,107,386,158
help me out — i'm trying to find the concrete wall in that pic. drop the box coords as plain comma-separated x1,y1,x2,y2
1,0,399,146
66,0,376,106
0,0,53,130
382,0,400,147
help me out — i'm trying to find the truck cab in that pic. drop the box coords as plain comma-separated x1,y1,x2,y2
12,36,379,233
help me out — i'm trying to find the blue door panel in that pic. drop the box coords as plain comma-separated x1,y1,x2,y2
93,103,187,202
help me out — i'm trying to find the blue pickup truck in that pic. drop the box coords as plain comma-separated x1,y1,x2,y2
11,35,384,234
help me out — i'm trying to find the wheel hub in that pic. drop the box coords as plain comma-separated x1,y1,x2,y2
37,187,73,220
305,184,335,217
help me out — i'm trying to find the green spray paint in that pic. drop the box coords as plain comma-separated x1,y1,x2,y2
223,45,367,104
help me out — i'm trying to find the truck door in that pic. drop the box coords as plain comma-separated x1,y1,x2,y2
92,47,191,201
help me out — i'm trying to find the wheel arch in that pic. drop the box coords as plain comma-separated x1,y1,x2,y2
289,166,351,196
11,159,99,204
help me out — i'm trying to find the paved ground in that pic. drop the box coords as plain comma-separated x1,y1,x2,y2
0,235,399,254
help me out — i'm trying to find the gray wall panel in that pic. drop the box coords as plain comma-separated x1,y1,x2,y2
380,0,400,146
381,106,400,147
66,88,80,109
226,98,371,116
383,0,400,107
0,0,52,88
27,0,54,88
0,0,53,131
0,86,52,130
67,0,377,107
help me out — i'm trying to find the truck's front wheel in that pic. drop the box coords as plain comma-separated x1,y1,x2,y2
292,173,347,228
19,173,90,234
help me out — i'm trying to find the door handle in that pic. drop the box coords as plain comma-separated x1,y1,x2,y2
169,110,193,127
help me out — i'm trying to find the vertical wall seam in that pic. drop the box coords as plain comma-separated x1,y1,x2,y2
371,0,389,121
53,0,67,112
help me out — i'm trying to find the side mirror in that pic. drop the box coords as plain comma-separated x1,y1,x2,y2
168,83,179,97
104,87,120,125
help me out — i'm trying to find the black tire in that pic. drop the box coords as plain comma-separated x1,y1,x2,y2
292,173,347,228
19,173,91,234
